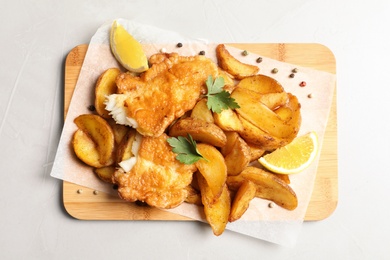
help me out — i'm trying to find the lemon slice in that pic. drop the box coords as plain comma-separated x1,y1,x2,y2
110,20,149,73
258,132,319,174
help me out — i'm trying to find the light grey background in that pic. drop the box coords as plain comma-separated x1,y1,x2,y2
1,0,388,259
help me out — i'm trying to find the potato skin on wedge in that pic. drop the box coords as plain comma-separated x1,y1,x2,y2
73,114,115,167
236,74,284,94
73,129,105,168
195,143,227,201
94,166,116,183
216,44,259,79
197,173,230,236
226,167,297,210
95,68,121,119
240,167,298,210
169,117,227,148
222,132,251,176
229,180,256,222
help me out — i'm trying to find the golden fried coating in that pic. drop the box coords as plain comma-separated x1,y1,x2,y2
113,133,197,209
114,53,219,137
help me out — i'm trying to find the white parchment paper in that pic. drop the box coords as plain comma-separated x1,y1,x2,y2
51,19,336,247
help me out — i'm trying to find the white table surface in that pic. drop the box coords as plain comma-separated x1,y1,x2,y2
1,0,389,259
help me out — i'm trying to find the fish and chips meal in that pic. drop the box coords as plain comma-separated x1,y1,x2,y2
71,20,318,236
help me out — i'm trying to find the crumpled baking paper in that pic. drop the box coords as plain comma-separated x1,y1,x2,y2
51,18,336,247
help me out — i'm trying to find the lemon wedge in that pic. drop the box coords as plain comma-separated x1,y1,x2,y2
110,20,149,73
258,132,319,174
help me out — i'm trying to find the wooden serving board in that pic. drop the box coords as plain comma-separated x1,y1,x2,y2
63,43,338,221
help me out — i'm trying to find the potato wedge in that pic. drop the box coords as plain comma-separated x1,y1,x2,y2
213,108,243,132
229,180,256,222
247,142,266,161
258,92,289,110
191,99,214,123
226,174,246,191
274,106,293,121
236,74,284,94
116,128,137,164
74,114,115,166
283,93,302,132
197,173,230,236
220,131,240,156
232,87,299,139
273,173,291,184
238,114,289,151
216,44,259,80
224,134,251,176
107,118,130,145
195,143,227,200
241,166,298,210
95,68,121,118
94,166,116,183
217,68,235,91
169,117,227,147
184,185,202,206
73,129,106,168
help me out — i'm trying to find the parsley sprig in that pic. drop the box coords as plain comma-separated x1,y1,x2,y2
167,76,240,164
205,75,240,113
167,134,205,164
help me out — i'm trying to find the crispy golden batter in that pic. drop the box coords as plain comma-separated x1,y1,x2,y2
115,53,219,137
113,133,197,209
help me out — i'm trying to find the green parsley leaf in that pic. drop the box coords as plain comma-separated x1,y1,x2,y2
205,75,240,113
167,134,204,164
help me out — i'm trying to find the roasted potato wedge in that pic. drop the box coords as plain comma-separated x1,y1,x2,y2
73,114,115,166
197,173,230,236
195,143,227,200
240,166,298,210
247,142,266,161
169,117,227,147
232,87,300,139
218,67,235,90
116,128,137,164
94,166,116,183
184,185,202,206
191,99,214,123
107,118,130,145
216,44,259,80
213,108,243,132
283,93,302,132
258,92,289,110
95,68,121,118
224,134,251,176
229,180,257,222
274,106,293,121
73,129,106,168
236,74,284,94
226,174,246,191
238,114,289,151
220,131,240,156
273,173,291,185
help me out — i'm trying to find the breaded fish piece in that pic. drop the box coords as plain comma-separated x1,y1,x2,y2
113,133,197,209
106,53,219,137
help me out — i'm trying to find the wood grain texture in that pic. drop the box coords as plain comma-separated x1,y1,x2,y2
63,44,337,221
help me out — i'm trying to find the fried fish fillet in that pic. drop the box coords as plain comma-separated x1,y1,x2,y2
105,53,219,137
113,133,197,209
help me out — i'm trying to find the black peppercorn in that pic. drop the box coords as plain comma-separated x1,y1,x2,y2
88,105,95,111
